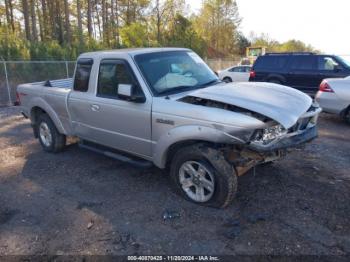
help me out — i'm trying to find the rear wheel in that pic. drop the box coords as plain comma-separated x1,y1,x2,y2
169,144,237,208
344,107,350,124
37,114,66,153
223,77,232,83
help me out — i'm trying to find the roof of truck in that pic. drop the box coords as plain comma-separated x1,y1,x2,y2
79,48,191,58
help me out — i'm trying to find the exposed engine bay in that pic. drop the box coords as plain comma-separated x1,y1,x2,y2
179,96,270,122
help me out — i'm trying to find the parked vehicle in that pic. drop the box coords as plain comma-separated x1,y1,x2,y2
17,48,321,208
218,65,252,83
249,52,350,95
315,76,350,123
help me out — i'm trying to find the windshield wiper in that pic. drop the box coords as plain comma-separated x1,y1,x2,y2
157,85,197,96
157,80,221,97
197,79,222,88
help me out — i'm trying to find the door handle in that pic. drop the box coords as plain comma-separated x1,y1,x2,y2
91,104,100,112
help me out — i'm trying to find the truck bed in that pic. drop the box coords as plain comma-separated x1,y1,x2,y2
28,78,73,89
17,78,74,135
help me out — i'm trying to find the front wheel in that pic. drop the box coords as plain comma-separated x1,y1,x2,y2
170,144,237,208
37,114,66,153
223,77,232,83
343,107,350,124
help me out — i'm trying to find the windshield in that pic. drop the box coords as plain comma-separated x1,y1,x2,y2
134,51,219,96
338,56,350,68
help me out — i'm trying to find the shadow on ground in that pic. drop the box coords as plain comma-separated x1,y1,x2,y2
0,110,350,255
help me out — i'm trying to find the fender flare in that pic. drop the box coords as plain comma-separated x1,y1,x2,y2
266,74,286,84
29,97,67,135
340,104,350,117
152,125,245,168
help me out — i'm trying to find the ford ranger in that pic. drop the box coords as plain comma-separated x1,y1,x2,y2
17,48,321,208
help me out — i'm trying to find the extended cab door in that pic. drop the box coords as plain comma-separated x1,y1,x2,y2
68,58,152,158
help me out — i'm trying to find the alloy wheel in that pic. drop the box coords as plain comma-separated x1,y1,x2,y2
179,161,215,202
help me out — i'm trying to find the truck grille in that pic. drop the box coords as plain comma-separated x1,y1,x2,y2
288,105,315,133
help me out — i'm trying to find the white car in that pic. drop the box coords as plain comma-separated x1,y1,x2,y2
315,76,350,123
218,65,252,83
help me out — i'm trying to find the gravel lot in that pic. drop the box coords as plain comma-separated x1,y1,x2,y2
0,107,350,256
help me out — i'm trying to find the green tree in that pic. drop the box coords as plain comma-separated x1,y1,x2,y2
150,0,185,45
250,33,317,53
249,32,280,51
193,0,241,57
164,14,206,56
120,22,149,47
234,31,250,56
0,0,319,61
277,39,316,52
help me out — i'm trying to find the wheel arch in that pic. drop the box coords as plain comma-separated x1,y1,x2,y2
164,140,215,170
223,76,233,82
340,104,350,119
152,125,244,169
29,98,67,136
266,74,286,84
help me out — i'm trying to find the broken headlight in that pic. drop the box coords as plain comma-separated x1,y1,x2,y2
252,124,287,145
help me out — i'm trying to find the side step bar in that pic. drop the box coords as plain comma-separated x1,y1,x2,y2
79,141,153,169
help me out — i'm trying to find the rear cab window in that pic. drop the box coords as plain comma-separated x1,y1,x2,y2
73,58,93,92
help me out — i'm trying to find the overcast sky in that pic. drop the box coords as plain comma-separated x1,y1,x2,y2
187,0,350,55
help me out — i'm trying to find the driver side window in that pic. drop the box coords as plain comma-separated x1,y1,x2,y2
318,57,341,71
97,60,136,98
230,67,243,72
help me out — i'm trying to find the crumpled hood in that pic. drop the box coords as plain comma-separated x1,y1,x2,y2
187,82,312,129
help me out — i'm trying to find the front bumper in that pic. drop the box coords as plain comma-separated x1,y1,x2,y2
248,105,321,152
230,106,321,176
249,125,318,152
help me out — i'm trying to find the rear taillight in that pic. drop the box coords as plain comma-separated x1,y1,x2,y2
319,81,334,93
14,91,21,106
250,70,256,78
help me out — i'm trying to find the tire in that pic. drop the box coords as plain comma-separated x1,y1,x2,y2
223,77,232,83
268,78,282,84
169,144,237,208
259,161,275,167
343,107,350,124
37,114,66,153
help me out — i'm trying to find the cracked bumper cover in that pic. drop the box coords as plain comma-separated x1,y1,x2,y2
248,125,318,152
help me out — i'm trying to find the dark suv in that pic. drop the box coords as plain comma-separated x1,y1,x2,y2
249,53,350,95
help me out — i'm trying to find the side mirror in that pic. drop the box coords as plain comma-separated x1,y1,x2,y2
118,84,146,103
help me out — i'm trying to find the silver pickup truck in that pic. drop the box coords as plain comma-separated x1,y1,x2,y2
17,48,321,208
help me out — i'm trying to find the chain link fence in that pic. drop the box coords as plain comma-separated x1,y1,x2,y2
0,61,76,107
2,56,350,107
0,59,242,107
205,58,242,72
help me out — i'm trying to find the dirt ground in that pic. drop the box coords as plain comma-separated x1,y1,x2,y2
0,106,350,256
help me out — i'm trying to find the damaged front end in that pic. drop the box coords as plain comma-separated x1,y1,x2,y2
177,91,321,177
223,104,321,176
224,146,287,176
249,104,321,152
